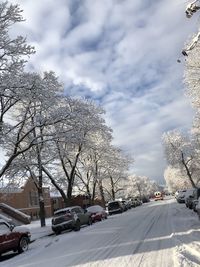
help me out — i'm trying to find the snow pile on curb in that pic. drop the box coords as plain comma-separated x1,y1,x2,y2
17,218,53,241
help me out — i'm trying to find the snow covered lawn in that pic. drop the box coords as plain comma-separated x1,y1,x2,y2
1,199,200,267
25,218,53,241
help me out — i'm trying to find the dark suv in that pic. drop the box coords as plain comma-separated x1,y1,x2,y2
107,201,123,215
51,206,92,235
192,188,200,212
0,220,31,256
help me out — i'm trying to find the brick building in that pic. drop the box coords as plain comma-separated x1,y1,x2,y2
0,178,52,219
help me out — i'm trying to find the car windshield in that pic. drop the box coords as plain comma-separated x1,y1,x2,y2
108,202,119,208
54,210,70,216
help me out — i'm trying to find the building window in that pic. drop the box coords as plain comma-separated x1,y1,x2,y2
29,190,39,206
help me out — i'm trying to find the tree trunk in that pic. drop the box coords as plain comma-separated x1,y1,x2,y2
86,184,92,205
110,175,115,200
38,187,46,227
98,180,105,207
38,163,46,227
67,180,73,206
181,152,197,188
91,179,97,204
42,166,68,207
36,138,46,226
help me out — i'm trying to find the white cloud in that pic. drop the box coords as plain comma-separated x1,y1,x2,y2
9,0,199,183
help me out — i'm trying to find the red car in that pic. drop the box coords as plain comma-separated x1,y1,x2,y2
86,205,107,222
0,219,31,256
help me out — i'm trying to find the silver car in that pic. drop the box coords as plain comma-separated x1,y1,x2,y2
52,206,92,235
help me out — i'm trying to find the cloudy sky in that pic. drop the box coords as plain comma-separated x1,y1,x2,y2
10,0,199,184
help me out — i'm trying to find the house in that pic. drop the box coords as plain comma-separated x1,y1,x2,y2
51,193,104,212
0,178,52,220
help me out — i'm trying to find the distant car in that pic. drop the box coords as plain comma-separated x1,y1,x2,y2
196,197,200,220
191,188,200,211
107,201,123,215
51,206,92,235
125,200,132,209
185,188,195,209
175,190,184,199
154,191,164,201
0,219,31,256
176,190,187,203
133,198,142,207
128,199,135,208
86,205,107,222
121,200,128,211
142,196,150,203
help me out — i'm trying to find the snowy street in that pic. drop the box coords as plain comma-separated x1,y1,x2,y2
1,198,200,267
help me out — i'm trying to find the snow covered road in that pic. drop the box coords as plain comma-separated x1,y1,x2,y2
1,198,200,267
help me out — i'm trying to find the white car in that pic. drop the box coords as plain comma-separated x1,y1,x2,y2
176,190,187,203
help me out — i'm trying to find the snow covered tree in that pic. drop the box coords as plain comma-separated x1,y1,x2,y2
162,131,198,188
0,2,34,132
124,175,157,199
184,42,200,110
0,2,34,73
164,166,191,192
40,99,112,206
2,71,65,226
182,1,200,56
101,147,131,201
0,1,35,179
72,130,131,204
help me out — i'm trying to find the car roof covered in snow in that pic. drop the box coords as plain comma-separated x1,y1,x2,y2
54,206,81,215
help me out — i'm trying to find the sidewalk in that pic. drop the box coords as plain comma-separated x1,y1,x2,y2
16,218,54,242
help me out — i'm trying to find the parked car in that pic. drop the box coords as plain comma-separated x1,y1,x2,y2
86,205,107,222
0,219,31,256
142,196,150,203
185,188,195,209
107,201,123,215
51,206,92,235
176,190,187,203
175,190,180,199
134,198,142,206
121,200,128,211
175,190,185,199
191,188,200,212
196,197,200,220
125,200,132,209
128,199,136,208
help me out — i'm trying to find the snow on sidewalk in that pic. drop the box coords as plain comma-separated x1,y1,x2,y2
17,217,53,241
170,201,200,267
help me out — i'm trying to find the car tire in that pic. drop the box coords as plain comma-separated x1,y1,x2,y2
88,217,92,225
74,220,81,231
55,230,61,235
18,236,29,253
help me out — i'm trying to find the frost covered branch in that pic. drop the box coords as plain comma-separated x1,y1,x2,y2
186,0,200,18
